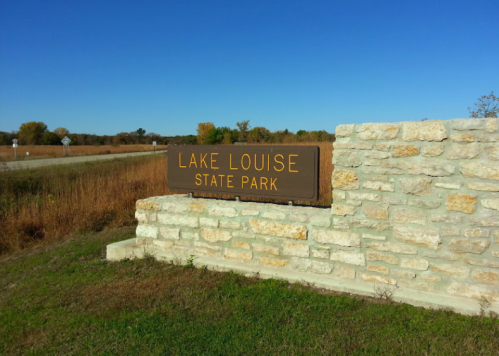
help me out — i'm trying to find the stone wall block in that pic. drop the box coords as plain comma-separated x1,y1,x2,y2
224,249,252,261
253,243,280,256
312,230,361,247
469,215,499,227
310,216,331,227
486,146,499,160
392,145,420,157
430,264,470,279
393,226,441,250
402,121,447,141
482,199,499,211
162,202,189,213
449,238,490,254
330,251,366,266
408,199,441,209
201,229,232,242
283,242,310,257
447,281,499,302
367,251,398,264
331,204,356,216
400,257,429,271
136,200,160,211
249,220,307,240
208,206,238,217
461,162,499,180
262,210,286,220
363,203,389,220
392,208,427,225
241,209,260,216
200,217,219,228
450,134,475,142
158,214,199,228
446,194,477,214
335,124,355,137
421,144,444,157
356,123,400,140
472,270,499,287
400,177,432,196
407,163,455,177
333,151,362,167
135,211,149,224
349,192,382,201
291,258,333,274
362,181,395,192
486,118,498,132
136,224,159,239
258,257,290,267
188,203,206,214
332,265,356,279
351,219,391,231
159,227,180,240
367,265,389,274
452,119,485,131
332,170,360,190
447,144,482,160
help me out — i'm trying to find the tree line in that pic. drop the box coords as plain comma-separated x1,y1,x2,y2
196,120,335,145
0,122,196,146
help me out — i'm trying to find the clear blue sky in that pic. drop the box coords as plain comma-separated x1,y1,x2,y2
1,0,497,136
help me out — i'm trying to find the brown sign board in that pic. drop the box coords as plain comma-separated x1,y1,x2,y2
168,145,319,201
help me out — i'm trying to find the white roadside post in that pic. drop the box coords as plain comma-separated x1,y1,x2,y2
12,139,18,160
61,136,71,156
153,141,157,154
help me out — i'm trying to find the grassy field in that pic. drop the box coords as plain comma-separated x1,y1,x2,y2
0,142,332,255
0,144,168,162
1,227,498,355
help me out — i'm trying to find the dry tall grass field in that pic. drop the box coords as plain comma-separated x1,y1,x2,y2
0,142,332,255
0,144,168,162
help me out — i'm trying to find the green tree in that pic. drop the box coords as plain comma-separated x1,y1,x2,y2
136,128,146,143
42,131,61,145
53,127,70,139
18,121,48,145
236,120,250,142
197,122,215,144
468,92,498,118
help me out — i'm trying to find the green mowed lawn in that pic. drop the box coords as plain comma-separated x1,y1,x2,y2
1,227,498,355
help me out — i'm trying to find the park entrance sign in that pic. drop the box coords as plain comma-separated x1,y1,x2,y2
168,145,319,201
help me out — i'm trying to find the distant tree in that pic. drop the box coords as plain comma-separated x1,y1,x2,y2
468,92,498,118
53,127,70,138
247,127,271,143
114,132,131,145
42,131,61,145
236,120,250,142
18,121,48,145
136,128,146,143
0,132,6,145
197,122,215,144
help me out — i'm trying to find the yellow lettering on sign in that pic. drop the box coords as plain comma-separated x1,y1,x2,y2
289,154,298,172
200,153,208,168
210,153,219,169
274,154,284,172
267,154,270,171
260,177,268,190
227,175,234,188
203,173,209,185
189,153,197,168
179,153,187,168
195,173,202,185
250,177,258,189
254,154,264,171
241,154,250,170
242,176,249,188
211,175,217,186
230,154,238,170
270,178,277,190
218,174,225,186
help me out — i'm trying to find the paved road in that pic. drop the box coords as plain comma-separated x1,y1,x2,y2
1,150,167,171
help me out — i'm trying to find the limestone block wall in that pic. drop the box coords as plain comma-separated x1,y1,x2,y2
133,195,340,275
111,117,499,313
332,118,499,302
